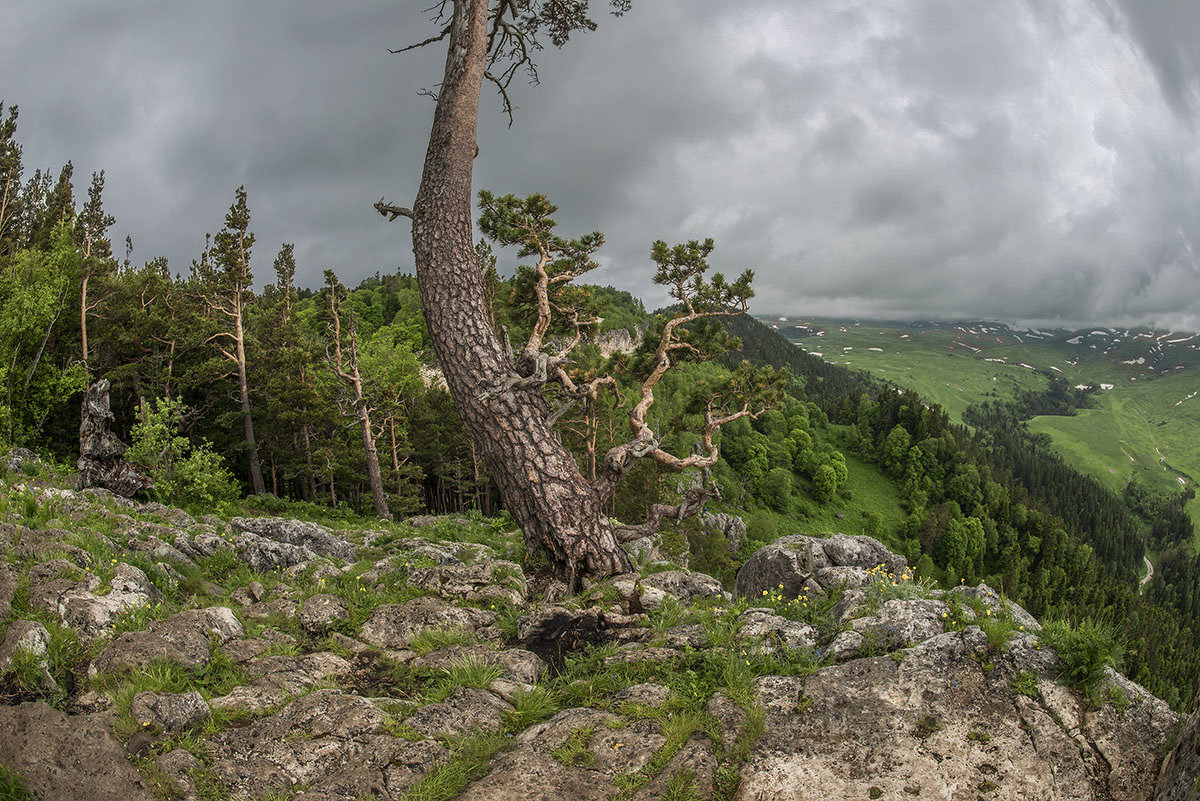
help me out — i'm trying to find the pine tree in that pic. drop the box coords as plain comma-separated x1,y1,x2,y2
195,186,267,495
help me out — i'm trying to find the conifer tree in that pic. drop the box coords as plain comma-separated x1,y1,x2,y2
195,186,267,495
77,171,115,366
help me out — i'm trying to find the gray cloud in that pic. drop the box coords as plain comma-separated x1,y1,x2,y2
1,0,1198,329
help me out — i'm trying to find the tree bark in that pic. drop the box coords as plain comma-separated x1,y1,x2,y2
410,0,631,585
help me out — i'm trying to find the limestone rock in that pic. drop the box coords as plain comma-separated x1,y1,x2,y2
359,596,497,650
155,749,205,800
298,593,350,635
89,606,243,675
458,707,665,801
408,559,527,605
738,628,1177,801
407,686,513,738
736,609,818,654
0,619,57,692
849,598,949,651
1156,692,1200,800
0,701,159,801
410,644,547,685
3,446,41,474
207,689,397,800
130,690,210,733
735,533,906,599
232,530,316,572
230,516,355,560
30,561,160,639
211,652,354,714
639,569,726,607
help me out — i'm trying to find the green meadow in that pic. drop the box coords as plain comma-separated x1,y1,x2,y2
772,318,1200,541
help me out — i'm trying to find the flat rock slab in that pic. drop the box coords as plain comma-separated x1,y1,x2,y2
359,596,497,649
207,689,400,800
738,628,1177,801
459,707,666,801
231,516,355,560
0,702,159,801
89,606,242,675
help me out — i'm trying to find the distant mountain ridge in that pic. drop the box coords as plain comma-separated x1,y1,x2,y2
759,316,1200,383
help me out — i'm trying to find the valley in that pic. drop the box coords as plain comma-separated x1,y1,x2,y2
765,317,1200,545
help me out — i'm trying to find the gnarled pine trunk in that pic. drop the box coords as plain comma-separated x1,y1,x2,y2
410,0,631,584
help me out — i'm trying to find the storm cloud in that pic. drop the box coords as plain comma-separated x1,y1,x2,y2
2,0,1198,328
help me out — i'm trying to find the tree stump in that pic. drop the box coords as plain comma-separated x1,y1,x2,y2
77,379,150,497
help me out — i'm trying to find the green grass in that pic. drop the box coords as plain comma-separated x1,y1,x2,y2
1026,371,1200,543
777,317,1200,538
790,448,909,552
782,321,1048,420
0,764,33,800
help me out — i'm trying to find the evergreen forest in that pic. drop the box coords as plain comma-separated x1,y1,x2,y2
2,101,1198,711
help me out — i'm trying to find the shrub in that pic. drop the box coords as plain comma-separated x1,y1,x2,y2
1040,617,1124,694
127,397,239,509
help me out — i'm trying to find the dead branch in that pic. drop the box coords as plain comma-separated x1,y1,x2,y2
613,485,717,542
374,198,414,221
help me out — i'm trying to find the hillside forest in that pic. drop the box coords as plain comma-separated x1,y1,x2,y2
1,101,1199,711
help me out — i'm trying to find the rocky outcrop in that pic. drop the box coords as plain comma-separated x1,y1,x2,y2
0,482,1191,801
230,516,356,560
735,532,906,599
1155,693,1200,800
0,702,159,801
76,379,151,497
89,606,243,675
740,627,1176,801
359,596,498,650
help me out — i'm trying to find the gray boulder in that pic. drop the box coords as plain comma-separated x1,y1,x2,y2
30,561,159,639
639,569,726,608
130,690,210,733
359,596,497,650
89,606,243,676
407,686,513,738
3,446,41,474
850,598,950,652
233,531,316,572
298,593,350,635
736,609,819,654
735,533,907,600
409,560,526,606
0,702,159,801
231,516,355,560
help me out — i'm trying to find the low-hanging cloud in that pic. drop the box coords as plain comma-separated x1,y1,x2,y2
1,0,1197,329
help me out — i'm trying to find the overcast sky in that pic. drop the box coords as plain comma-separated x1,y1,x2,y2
3,1,1199,329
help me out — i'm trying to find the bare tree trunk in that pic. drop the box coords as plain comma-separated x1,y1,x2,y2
301,421,318,501
326,281,393,521
80,272,90,365
358,403,390,519
410,0,630,584
234,305,266,494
